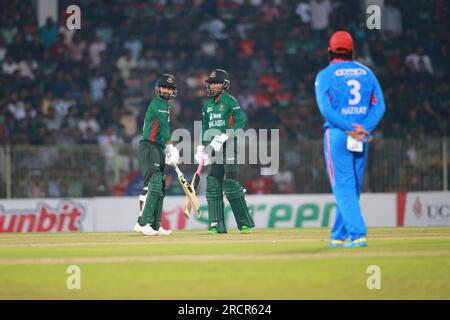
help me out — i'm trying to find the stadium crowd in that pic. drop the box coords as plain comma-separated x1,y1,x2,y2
0,0,448,197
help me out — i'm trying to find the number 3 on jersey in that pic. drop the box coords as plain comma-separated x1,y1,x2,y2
347,79,361,105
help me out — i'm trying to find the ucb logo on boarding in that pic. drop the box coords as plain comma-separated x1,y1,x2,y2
0,201,85,233
413,197,450,219
427,204,450,218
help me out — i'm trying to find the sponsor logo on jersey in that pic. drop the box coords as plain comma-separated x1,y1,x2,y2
335,68,367,76
209,120,226,127
207,107,213,113
209,113,223,120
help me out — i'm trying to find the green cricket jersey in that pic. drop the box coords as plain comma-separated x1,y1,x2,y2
141,95,171,148
201,92,247,144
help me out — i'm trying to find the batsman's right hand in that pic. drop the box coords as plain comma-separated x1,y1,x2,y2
194,145,211,166
165,144,180,166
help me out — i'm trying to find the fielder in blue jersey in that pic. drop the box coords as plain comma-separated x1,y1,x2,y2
314,31,386,248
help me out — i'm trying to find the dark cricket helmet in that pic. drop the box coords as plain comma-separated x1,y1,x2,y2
155,73,177,100
205,69,230,97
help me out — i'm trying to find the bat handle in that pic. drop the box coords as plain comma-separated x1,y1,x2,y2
196,159,204,175
174,164,182,177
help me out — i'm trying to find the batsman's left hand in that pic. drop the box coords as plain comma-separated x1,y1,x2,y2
165,144,180,166
209,133,229,152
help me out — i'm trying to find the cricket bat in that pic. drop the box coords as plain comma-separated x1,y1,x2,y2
183,160,204,219
174,164,201,218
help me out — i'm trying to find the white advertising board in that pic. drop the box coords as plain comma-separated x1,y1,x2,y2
0,192,404,232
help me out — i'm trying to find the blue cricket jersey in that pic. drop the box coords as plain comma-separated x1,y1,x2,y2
314,60,386,133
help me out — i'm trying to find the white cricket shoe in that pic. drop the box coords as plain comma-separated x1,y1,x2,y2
133,222,141,233
140,224,159,236
158,227,172,236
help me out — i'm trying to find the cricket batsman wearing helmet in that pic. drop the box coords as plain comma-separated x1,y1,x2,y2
314,31,386,247
134,74,180,236
194,69,255,234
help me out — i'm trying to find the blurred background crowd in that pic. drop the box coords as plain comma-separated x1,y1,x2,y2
0,0,448,198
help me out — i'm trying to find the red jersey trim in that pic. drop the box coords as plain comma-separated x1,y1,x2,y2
149,118,159,142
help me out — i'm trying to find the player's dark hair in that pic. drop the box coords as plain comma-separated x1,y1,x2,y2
328,50,354,61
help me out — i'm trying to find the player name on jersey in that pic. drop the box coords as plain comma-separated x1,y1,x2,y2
341,106,368,115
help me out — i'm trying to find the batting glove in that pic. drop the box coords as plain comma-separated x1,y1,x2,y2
165,144,180,166
209,133,229,152
194,145,211,166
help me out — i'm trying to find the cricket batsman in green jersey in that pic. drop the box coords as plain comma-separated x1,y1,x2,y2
134,73,180,236
194,69,255,234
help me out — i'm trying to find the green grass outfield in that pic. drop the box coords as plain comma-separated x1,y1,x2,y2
0,227,449,300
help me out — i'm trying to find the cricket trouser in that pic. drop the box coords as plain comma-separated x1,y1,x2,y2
138,140,165,186
208,142,240,182
206,140,255,231
323,128,368,241
137,140,166,229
